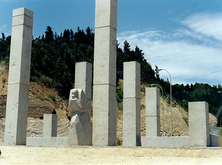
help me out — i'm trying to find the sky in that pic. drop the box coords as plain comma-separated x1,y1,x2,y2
1,0,222,85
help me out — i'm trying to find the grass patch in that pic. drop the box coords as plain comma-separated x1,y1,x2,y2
48,94,55,101
37,93,45,98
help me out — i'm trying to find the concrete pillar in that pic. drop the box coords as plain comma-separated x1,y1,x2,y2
72,62,92,145
123,61,141,147
4,8,33,145
145,87,160,136
75,62,92,104
43,114,57,137
93,0,117,146
189,101,210,147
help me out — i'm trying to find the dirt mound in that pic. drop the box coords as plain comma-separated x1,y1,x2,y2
0,68,69,120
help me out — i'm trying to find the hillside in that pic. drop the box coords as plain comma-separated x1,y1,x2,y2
0,64,217,145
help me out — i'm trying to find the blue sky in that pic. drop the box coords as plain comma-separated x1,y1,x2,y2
1,0,222,85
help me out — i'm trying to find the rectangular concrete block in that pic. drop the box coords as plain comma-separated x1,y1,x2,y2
142,136,175,148
146,116,160,136
146,87,160,116
210,134,221,147
95,0,117,30
9,26,32,85
123,61,141,98
93,27,116,86
123,98,141,146
13,7,33,18
189,101,210,147
4,83,29,145
26,137,68,147
174,136,190,148
12,15,33,28
141,136,190,148
93,85,117,146
43,114,57,137
4,7,33,146
75,62,92,101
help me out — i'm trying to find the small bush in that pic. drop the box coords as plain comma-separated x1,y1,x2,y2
116,137,122,146
37,93,45,98
39,75,56,87
61,96,67,100
141,87,145,93
48,94,55,101
141,104,145,109
117,102,123,110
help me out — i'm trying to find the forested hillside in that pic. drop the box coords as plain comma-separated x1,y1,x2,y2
0,26,222,125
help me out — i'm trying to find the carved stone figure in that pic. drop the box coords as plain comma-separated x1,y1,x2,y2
68,89,92,145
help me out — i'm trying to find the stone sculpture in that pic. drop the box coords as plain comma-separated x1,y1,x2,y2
68,89,92,145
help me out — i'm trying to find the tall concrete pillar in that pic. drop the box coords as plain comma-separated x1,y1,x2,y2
123,61,141,147
93,0,117,146
146,87,160,136
189,101,210,147
4,8,33,145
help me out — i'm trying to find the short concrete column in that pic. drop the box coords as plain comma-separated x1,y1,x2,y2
4,8,33,145
43,114,57,137
123,61,141,147
189,101,210,147
93,0,117,146
146,87,160,136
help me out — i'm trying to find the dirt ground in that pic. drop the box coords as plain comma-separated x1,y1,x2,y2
0,146,222,165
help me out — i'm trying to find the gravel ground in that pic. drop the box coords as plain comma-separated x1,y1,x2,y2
0,146,222,165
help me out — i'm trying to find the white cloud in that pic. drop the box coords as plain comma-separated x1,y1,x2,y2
117,13,222,85
182,12,222,41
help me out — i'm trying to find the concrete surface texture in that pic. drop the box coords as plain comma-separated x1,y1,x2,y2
4,7,33,145
43,114,57,137
123,61,141,147
189,101,210,147
93,0,117,146
146,87,160,136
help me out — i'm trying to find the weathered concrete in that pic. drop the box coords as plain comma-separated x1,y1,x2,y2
43,114,57,137
68,114,85,146
75,62,92,104
189,102,210,147
26,137,68,147
93,0,117,146
4,7,33,145
141,136,190,148
210,134,221,147
146,87,160,136
123,61,141,147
